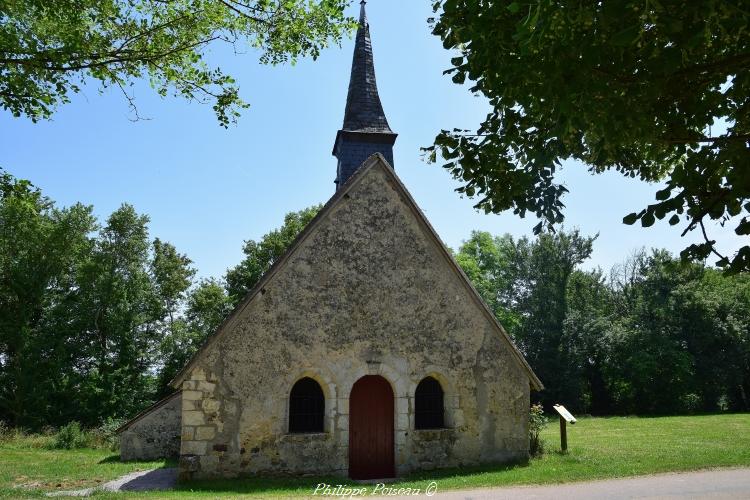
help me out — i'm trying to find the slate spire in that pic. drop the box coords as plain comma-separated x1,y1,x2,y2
333,0,397,189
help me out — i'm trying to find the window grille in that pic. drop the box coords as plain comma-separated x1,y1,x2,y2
289,377,325,433
415,377,445,429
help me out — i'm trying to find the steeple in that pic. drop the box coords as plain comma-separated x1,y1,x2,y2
333,0,397,189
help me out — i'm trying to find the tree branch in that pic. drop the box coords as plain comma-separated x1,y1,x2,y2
0,36,221,72
217,0,269,24
699,219,727,262
660,133,750,145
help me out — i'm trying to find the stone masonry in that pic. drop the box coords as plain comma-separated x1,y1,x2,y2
118,392,181,461
172,156,541,479
119,2,542,478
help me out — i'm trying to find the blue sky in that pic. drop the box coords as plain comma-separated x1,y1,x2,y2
1,0,741,280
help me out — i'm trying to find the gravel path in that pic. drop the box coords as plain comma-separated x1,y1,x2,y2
46,467,750,498
405,468,750,500
46,467,177,497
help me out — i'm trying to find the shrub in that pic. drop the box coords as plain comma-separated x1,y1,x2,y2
51,421,89,449
0,421,122,451
529,404,547,456
0,425,56,448
680,393,701,414
90,418,125,451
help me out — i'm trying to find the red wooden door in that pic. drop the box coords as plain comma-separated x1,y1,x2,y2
349,375,395,479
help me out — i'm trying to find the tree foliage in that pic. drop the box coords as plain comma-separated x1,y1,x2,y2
0,171,96,427
0,0,354,125
455,231,522,331
603,251,750,413
0,168,322,428
3,167,748,427
456,230,750,414
156,278,231,397
0,170,207,426
456,228,596,408
427,0,750,272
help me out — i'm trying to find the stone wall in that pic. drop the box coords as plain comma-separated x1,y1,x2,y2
176,159,534,479
119,392,181,461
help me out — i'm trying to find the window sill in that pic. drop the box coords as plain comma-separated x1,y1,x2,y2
412,428,455,441
280,432,330,443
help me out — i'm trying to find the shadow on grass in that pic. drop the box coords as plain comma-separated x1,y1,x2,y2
98,455,122,464
97,454,178,468
172,459,531,495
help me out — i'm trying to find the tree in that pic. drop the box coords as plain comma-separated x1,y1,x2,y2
71,204,162,423
0,170,244,425
1,0,354,125
511,230,595,408
455,228,596,409
225,204,321,304
605,251,706,413
674,268,750,411
455,231,522,332
426,0,750,272
563,269,616,414
151,238,196,328
0,171,96,427
156,278,231,396
150,238,197,396
596,249,750,414
186,278,233,339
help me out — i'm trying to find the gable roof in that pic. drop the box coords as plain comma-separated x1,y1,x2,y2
171,155,543,391
116,391,181,434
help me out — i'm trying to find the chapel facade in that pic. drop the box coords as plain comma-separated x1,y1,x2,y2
118,1,542,480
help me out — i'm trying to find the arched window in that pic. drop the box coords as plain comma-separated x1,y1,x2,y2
415,377,445,429
289,377,325,433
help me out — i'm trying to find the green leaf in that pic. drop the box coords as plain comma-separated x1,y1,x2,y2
655,187,671,201
736,218,750,236
0,0,353,125
668,214,680,226
507,2,521,13
654,205,668,219
641,212,656,227
611,25,640,46
623,213,639,225
428,0,749,271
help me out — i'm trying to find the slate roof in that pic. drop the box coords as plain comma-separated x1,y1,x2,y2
340,1,392,134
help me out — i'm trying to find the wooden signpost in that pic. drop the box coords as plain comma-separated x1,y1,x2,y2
552,404,576,452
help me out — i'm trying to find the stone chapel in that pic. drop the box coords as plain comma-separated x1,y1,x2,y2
117,1,543,480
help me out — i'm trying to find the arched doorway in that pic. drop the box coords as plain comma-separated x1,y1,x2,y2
348,375,394,479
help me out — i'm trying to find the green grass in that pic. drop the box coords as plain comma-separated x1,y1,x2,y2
0,436,170,499
2,414,749,498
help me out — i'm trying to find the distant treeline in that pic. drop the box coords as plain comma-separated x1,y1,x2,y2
1,170,748,429
455,231,750,415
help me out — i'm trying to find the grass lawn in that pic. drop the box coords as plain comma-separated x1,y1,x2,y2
0,446,170,498
2,414,749,498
